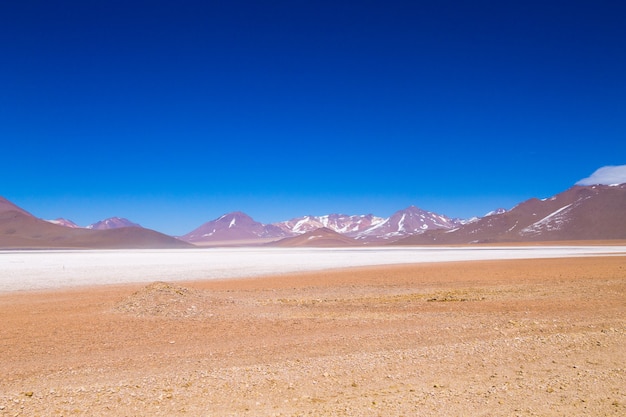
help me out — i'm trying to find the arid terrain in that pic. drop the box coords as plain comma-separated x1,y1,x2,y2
1,256,625,416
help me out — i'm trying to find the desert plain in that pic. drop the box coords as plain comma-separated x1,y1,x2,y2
1,247,625,416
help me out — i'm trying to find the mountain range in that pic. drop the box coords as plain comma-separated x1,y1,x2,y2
181,206,463,245
46,217,140,230
1,182,624,249
394,184,626,245
0,197,191,249
271,207,464,242
179,184,625,246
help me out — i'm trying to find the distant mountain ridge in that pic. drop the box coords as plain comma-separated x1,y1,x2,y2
2,182,625,248
0,199,191,249
394,184,626,244
352,206,463,241
181,206,464,245
179,184,626,245
274,213,385,236
45,217,143,230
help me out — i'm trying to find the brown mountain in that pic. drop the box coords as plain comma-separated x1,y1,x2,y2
0,196,32,216
270,227,361,247
0,197,192,249
181,211,288,244
394,184,626,245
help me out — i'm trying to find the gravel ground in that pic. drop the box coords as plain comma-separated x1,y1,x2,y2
1,256,624,416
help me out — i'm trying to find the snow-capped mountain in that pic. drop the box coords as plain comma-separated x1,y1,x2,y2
183,206,463,244
180,182,626,246
395,184,626,244
273,214,386,236
87,217,141,230
353,206,463,241
181,211,289,243
46,218,82,228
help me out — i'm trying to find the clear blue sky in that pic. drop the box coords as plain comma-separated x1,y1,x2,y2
2,1,625,235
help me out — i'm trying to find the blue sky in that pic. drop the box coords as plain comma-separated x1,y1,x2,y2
2,1,625,235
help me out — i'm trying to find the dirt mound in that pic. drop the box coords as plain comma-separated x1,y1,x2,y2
270,227,360,247
113,281,215,319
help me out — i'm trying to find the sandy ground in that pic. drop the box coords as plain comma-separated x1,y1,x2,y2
1,256,625,416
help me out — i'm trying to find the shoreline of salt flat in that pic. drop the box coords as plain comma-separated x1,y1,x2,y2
1,245,625,293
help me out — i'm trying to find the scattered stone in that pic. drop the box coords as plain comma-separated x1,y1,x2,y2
2,257,624,416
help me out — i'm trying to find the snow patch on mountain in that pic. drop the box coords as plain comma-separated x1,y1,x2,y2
46,218,82,228
485,208,507,217
87,217,141,230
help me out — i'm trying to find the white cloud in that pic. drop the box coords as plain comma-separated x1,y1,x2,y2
576,165,626,185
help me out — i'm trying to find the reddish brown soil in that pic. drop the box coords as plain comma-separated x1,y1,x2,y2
1,257,625,416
